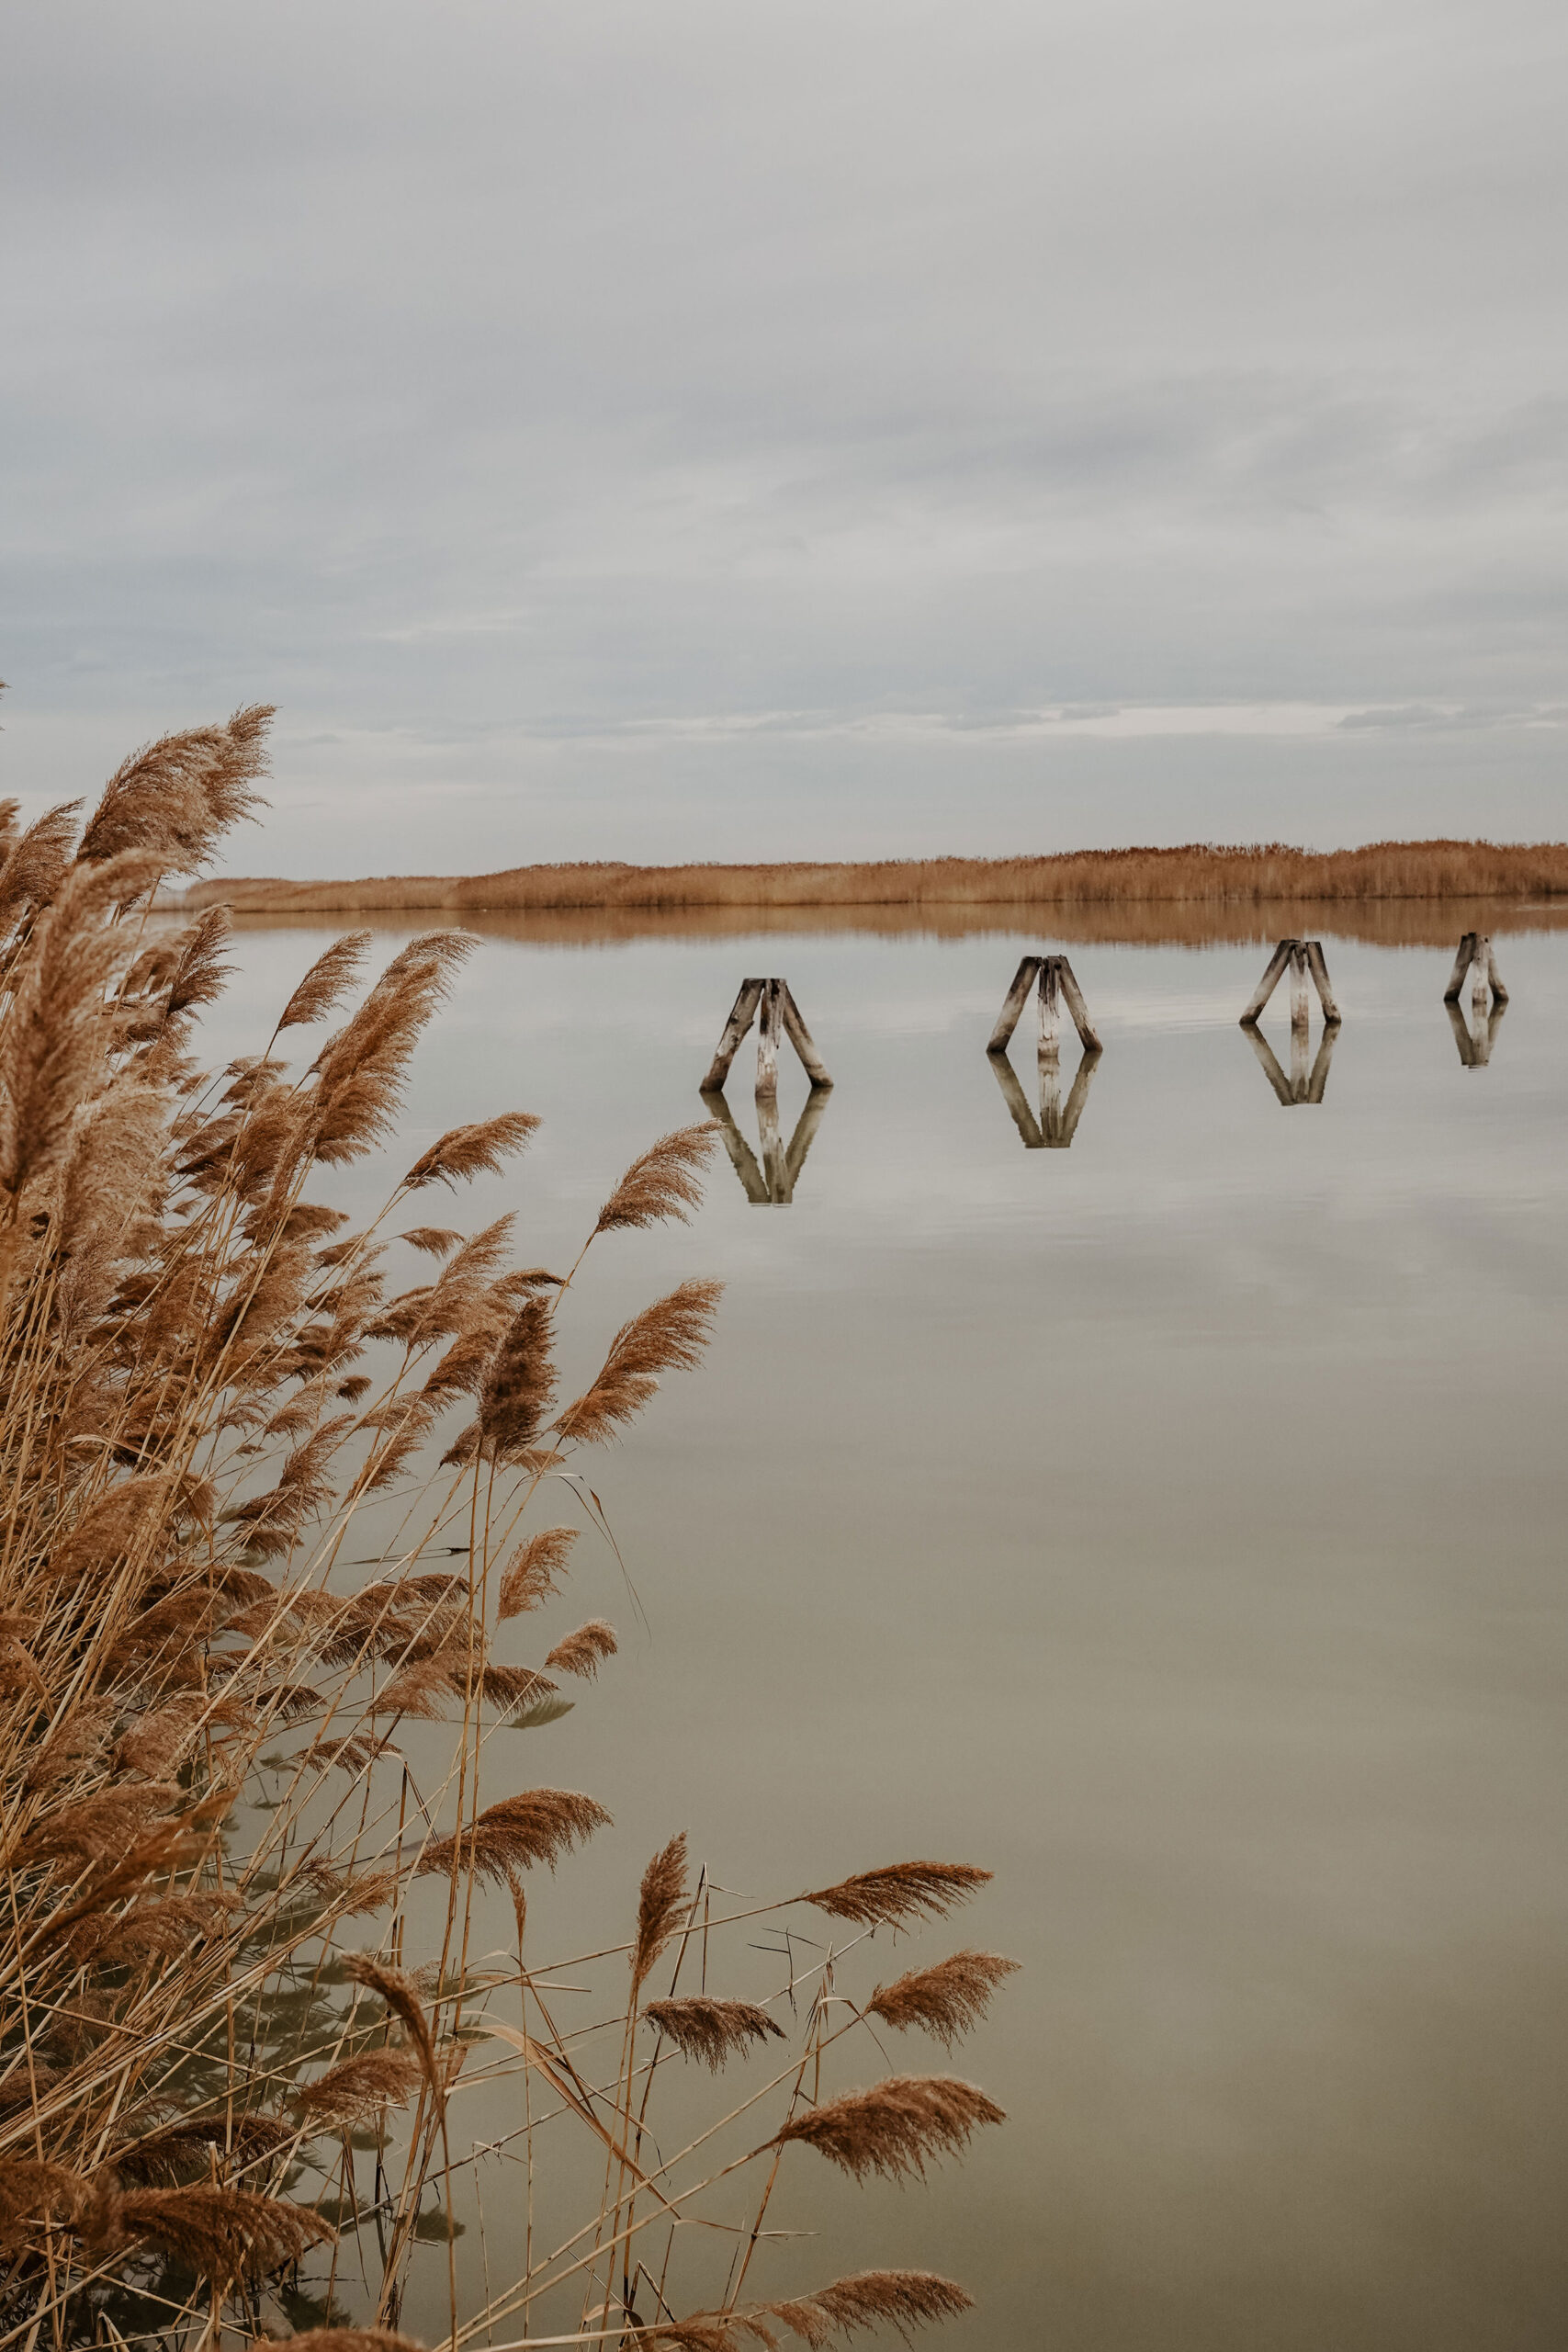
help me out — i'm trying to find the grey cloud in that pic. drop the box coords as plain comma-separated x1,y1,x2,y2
2,0,1566,870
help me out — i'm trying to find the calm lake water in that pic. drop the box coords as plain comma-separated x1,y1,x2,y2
204,911,1568,2352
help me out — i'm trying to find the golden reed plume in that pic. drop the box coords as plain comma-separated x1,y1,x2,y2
0,701,1009,2350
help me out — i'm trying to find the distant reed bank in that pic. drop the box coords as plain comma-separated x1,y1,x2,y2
182,840,1568,920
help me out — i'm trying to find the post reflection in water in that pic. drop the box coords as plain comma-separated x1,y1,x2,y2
1244,1016,1338,1104
989,1041,1102,1148
699,1083,830,1204
1447,995,1507,1069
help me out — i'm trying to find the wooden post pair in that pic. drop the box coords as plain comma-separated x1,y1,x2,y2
987,954,1102,1062
1239,939,1340,1034
1442,933,1507,1012
701,978,832,1205
1443,933,1508,1069
701,978,833,1097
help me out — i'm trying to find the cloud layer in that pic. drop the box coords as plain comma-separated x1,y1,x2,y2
3,0,1565,866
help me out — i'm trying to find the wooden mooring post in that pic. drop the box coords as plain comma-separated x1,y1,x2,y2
701,978,833,1095
987,954,1102,1059
987,953,1101,1148
1442,933,1507,1012
700,977,832,1204
1443,933,1508,1069
1239,939,1341,1033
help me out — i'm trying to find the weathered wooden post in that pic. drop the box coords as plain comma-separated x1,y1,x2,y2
1289,944,1311,1040
703,979,765,1091
699,977,832,1204
988,951,1102,1148
702,978,833,1095
1240,938,1341,1031
755,978,782,1102
1055,958,1102,1053
1443,933,1508,1010
1240,941,1294,1026
988,956,1042,1055
1442,933,1507,1067
1304,941,1338,1023
1037,956,1060,1070
988,953,1100,1057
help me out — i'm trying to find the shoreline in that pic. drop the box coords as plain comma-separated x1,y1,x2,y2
171,842,1568,933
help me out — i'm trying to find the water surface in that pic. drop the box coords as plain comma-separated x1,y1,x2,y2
206,914,1568,2352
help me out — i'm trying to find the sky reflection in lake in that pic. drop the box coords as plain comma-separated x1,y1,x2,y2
207,915,1568,2351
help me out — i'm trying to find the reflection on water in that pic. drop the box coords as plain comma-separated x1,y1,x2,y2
181,915,1568,2352
986,951,1105,1148
1243,1016,1339,1104
1447,995,1508,1069
1443,933,1511,1069
989,1044,1103,1147
1238,938,1343,1106
698,974,834,1202
700,1080,831,1202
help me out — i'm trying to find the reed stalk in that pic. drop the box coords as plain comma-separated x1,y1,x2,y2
0,713,1010,2352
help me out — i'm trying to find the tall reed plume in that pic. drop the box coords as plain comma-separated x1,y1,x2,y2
0,705,1011,2352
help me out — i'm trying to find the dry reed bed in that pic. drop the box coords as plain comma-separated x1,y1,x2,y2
180,840,1568,923
0,709,1009,2352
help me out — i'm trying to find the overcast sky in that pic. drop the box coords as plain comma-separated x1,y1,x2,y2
4,0,1565,872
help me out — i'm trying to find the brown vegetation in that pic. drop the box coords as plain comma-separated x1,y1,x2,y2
182,837,1568,929
0,708,1012,2352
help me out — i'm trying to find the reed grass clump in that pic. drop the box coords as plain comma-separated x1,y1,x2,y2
183,838,1568,923
0,711,1012,2352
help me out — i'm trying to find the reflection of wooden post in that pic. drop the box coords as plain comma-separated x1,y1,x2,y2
1244,1023,1296,1105
782,1086,830,1195
1244,1012,1337,1105
703,978,766,1091
989,1051,1044,1147
757,1076,786,1196
1446,993,1506,1070
701,1087,770,1202
1046,1046,1101,1147
988,956,1043,1054
1240,940,1295,1025
1305,1023,1337,1103
699,1082,832,1203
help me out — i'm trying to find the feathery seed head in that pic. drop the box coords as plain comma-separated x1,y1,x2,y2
804,1862,991,1929
643,1997,784,2071
632,1831,689,1992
